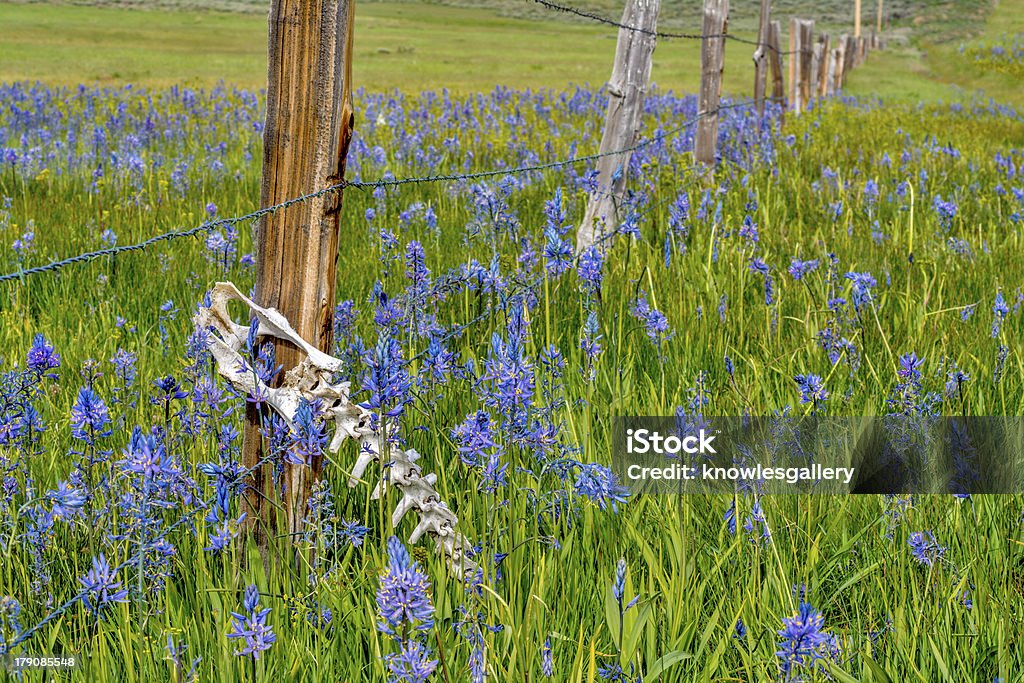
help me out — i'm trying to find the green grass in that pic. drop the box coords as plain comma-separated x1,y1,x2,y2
845,0,1024,106
1,0,1021,103
0,2,754,94
0,81,1023,680
1,1,1023,681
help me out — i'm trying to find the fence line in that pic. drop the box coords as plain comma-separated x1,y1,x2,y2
0,97,777,287
528,0,801,56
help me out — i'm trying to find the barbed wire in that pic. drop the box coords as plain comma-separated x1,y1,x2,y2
0,181,347,285
0,97,778,286
528,0,803,56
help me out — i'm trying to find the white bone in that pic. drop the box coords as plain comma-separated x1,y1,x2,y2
194,281,478,577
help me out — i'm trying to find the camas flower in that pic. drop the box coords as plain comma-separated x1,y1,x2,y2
992,290,1009,337
749,258,775,305
227,585,276,658
844,271,877,311
79,554,128,618
776,601,840,680
70,387,112,443
26,334,60,377
574,463,629,512
286,398,328,466
788,258,820,281
794,374,828,413
376,536,435,636
577,245,604,294
907,531,946,567
541,637,554,677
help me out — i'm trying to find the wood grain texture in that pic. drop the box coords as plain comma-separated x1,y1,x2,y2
788,18,814,114
751,0,771,117
575,0,660,253
242,0,356,548
816,33,831,97
695,0,728,167
767,20,784,117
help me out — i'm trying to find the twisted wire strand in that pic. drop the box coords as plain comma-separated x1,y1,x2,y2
0,97,776,286
528,0,803,56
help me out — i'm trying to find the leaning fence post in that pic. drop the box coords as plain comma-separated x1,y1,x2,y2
576,0,660,253
242,0,356,550
752,0,771,117
695,0,729,168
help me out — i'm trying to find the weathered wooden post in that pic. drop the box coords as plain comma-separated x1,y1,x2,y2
826,46,841,96
767,20,785,111
576,0,660,253
809,32,824,106
855,0,862,39
788,19,814,114
876,0,883,35
788,19,799,113
815,33,831,97
800,21,815,110
242,0,357,547
752,0,772,117
695,0,729,168
843,33,857,81
834,36,848,92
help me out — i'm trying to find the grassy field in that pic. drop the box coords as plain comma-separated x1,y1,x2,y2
0,0,1020,104
0,82,1023,681
1,1,1024,682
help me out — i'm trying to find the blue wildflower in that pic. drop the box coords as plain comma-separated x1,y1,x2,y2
907,531,946,567
776,601,840,681
79,554,128,618
227,585,277,659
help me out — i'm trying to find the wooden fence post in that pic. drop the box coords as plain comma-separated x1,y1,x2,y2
242,0,356,549
876,0,883,35
826,46,840,96
816,33,831,98
788,19,798,113
855,0,862,39
799,20,815,111
695,0,729,167
809,34,822,104
843,33,857,82
788,18,814,114
576,0,660,252
834,35,848,93
767,20,785,112
752,0,771,117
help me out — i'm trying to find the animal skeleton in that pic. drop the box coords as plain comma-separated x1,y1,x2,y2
194,282,477,577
